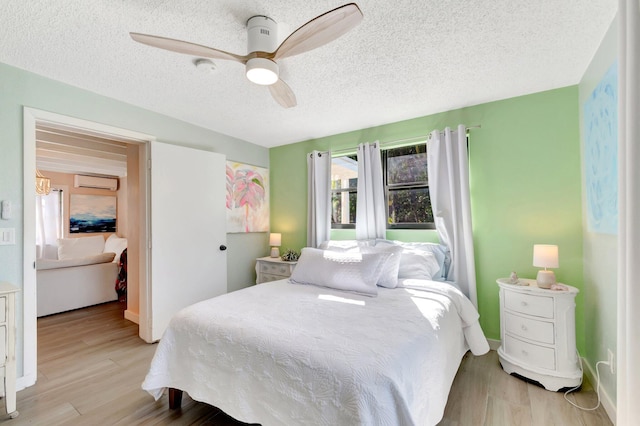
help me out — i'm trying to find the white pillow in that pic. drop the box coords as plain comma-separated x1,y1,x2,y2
318,239,376,252
289,247,390,296
361,245,403,288
375,239,449,280
397,249,442,280
104,234,128,263
57,236,105,260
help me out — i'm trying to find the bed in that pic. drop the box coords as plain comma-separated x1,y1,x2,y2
142,243,489,426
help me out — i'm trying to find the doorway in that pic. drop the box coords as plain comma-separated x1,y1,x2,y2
22,108,154,389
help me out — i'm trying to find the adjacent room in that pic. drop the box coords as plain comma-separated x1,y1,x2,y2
0,1,637,425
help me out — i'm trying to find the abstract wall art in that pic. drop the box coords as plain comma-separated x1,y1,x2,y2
226,161,269,233
70,194,117,233
583,61,618,235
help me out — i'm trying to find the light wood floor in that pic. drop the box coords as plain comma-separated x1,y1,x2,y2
0,302,612,425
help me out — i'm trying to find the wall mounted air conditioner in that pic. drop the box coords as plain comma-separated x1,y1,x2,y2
74,175,118,191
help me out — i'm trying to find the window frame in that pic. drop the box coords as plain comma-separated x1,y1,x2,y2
382,143,435,230
330,140,443,230
330,154,357,229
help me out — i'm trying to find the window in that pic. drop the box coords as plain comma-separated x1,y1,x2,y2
383,144,434,229
331,155,357,228
330,142,434,230
35,189,64,258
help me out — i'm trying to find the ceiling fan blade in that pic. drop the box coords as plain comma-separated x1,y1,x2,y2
272,3,363,60
269,79,297,108
130,32,248,63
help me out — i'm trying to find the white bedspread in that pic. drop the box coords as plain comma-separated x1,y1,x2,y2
142,279,489,426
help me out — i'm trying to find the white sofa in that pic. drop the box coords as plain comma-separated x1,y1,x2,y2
36,235,127,317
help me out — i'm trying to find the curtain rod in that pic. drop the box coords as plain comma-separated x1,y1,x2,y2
323,124,481,157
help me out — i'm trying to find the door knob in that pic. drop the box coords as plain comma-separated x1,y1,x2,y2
219,245,227,251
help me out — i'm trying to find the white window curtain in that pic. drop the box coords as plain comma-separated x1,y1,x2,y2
355,141,386,240
617,0,639,423
427,125,477,307
307,150,332,248
35,190,62,259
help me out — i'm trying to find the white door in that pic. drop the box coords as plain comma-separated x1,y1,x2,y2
148,141,227,342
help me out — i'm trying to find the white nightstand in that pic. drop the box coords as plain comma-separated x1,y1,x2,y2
255,257,297,284
0,283,19,418
496,278,582,391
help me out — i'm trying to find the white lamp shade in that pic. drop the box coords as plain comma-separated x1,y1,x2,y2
269,233,282,247
533,244,559,268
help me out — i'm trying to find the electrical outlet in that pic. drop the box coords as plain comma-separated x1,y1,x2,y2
607,349,615,374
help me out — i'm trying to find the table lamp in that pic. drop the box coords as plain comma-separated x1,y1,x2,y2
269,233,281,258
533,244,559,289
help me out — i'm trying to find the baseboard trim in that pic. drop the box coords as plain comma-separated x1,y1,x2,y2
487,338,501,351
582,357,616,424
124,309,139,324
17,373,37,392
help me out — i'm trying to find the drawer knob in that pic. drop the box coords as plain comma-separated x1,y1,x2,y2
521,325,528,331
521,350,528,357
521,301,528,307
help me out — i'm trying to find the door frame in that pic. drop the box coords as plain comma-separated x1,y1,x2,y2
22,108,155,388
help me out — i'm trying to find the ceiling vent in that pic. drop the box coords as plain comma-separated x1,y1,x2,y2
74,175,118,191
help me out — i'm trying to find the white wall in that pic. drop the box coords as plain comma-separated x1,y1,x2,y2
578,13,618,415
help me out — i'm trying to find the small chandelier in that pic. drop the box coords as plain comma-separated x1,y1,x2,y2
35,169,51,195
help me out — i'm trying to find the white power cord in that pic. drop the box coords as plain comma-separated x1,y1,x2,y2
563,355,609,411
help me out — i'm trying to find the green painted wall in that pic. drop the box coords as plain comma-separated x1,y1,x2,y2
270,86,585,350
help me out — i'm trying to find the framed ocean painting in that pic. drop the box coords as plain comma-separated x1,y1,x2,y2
70,194,117,233
226,161,269,233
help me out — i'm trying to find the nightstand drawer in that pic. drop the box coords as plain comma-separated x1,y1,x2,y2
256,257,297,284
505,312,555,344
504,334,555,371
504,291,554,318
260,262,292,276
0,297,5,323
260,273,288,283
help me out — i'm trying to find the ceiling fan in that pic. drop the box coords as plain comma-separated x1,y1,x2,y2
130,3,363,108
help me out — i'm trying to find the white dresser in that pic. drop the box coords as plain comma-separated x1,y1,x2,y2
255,257,297,284
0,283,19,418
497,278,582,391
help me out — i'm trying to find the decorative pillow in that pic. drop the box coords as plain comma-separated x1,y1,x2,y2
360,245,404,288
318,239,376,252
57,235,105,260
104,234,128,263
397,249,442,280
289,247,390,296
375,239,450,280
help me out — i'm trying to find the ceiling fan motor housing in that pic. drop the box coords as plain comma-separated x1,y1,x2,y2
247,15,278,53
246,16,279,85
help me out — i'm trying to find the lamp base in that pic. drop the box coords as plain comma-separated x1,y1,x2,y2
270,247,280,258
536,270,556,289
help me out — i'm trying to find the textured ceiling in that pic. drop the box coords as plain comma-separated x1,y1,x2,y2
1,1,616,148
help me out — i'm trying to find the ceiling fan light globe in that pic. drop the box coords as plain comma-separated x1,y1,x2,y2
246,57,279,86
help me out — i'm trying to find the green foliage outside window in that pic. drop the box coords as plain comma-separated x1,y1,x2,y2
330,144,434,229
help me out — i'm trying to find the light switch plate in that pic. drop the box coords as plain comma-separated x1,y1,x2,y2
1,200,11,220
0,228,16,245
